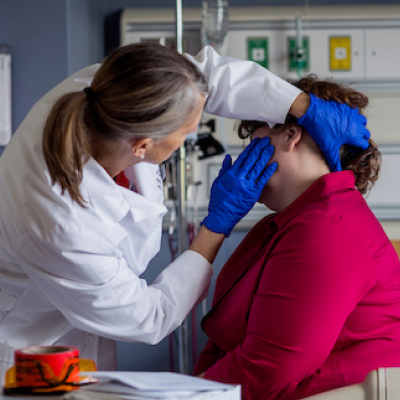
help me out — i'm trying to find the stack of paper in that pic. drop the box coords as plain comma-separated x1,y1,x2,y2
62,371,241,400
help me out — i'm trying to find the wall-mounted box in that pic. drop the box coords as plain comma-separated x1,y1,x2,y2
288,36,310,72
330,36,351,71
247,37,268,68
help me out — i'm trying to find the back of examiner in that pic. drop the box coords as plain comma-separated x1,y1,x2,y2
0,41,370,382
193,75,400,400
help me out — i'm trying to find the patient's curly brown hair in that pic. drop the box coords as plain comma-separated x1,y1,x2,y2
238,74,381,195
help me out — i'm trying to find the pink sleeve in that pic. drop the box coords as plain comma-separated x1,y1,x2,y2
203,211,374,400
193,339,221,376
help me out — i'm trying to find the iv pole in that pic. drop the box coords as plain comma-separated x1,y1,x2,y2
175,0,189,375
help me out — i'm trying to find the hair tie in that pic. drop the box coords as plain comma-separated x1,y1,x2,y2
84,87,95,103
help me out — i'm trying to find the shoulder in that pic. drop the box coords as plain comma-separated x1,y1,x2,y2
272,196,387,280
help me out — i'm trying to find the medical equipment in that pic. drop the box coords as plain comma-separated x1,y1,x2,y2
295,16,305,77
172,0,192,375
200,0,230,157
201,0,229,55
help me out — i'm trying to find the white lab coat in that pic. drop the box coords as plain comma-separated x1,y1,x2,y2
0,46,301,382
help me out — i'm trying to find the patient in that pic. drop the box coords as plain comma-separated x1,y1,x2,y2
193,75,400,400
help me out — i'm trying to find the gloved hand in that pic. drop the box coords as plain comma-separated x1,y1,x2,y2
297,93,370,172
202,137,277,236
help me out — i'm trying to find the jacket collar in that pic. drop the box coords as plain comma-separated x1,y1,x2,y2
81,158,167,224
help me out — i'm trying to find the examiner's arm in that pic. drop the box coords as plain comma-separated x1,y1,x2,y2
186,46,370,172
186,46,301,127
289,92,311,118
189,226,224,264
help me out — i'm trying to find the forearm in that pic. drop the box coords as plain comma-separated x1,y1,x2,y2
186,46,302,127
189,225,224,264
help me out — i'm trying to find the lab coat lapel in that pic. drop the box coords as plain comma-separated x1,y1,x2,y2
81,158,131,224
81,158,167,225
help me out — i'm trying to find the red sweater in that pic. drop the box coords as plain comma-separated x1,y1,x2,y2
193,171,400,400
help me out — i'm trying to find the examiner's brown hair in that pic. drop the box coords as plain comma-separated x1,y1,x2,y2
43,42,208,206
238,74,381,195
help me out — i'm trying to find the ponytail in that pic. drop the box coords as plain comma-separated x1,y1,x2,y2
42,91,91,206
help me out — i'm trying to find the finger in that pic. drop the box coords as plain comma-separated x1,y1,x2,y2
359,114,367,127
347,125,370,150
362,126,371,140
230,137,261,171
355,114,370,140
222,154,232,170
255,161,278,190
351,137,369,151
233,137,271,174
218,154,232,178
328,153,342,172
246,144,275,181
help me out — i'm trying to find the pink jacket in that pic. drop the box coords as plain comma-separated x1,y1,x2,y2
193,171,400,400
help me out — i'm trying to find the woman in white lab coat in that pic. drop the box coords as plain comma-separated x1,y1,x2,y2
0,42,369,382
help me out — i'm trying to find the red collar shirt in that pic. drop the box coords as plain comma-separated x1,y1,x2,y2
193,171,400,400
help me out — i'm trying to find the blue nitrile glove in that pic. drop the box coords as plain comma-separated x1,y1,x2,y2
202,137,277,236
297,93,370,172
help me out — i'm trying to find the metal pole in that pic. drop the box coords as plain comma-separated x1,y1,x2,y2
175,0,189,375
175,0,183,54
295,16,304,77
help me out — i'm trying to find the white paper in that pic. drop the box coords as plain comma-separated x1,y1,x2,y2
81,371,234,393
78,381,194,399
63,386,241,400
64,372,241,400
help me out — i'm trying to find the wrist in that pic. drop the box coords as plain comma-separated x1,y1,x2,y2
189,225,225,264
202,214,235,237
289,92,311,118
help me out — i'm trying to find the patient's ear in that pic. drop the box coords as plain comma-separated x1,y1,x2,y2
283,124,303,152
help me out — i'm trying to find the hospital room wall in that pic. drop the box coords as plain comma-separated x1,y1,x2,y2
0,0,104,139
1,0,399,138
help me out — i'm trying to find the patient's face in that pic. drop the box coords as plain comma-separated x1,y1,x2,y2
250,125,283,209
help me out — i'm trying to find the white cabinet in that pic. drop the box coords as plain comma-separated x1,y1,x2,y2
365,28,400,79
